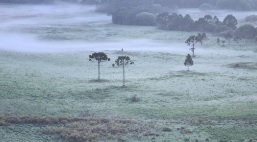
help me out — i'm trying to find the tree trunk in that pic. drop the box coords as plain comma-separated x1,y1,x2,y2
192,42,195,57
98,60,100,80
122,59,125,86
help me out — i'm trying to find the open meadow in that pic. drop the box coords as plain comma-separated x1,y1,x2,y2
0,4,257,142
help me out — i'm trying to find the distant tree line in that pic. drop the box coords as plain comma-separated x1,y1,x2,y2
94,0,257,11
154,0,257,11
112,7,157,26
161,12,257,40
97,0,257,40
111,7,257,41
156,13,237,33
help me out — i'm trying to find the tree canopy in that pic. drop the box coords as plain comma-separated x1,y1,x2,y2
184,54,193,71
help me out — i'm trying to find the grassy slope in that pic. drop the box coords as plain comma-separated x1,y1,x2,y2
1,8,257,141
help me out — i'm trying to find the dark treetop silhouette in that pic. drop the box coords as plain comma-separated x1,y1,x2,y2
113,56,134,86
185,34,203,57
184,54,193,71
89,52,110,81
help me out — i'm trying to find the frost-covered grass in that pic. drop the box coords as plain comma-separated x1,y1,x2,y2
1,4,257,142
1,46,257,141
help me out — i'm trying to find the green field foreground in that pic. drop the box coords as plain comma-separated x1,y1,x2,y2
1,43,257,141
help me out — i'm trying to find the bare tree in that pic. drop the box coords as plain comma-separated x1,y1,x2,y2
185,35,202,57
197,33,207,45
89,52,110,81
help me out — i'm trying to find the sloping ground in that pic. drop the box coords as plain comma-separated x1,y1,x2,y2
0,49,257,142
228,62,257,70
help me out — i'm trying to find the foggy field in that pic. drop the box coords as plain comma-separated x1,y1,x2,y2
1,4,257,142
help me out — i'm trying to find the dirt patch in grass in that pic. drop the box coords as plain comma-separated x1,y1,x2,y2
0,115,160,142
0,116,75,126
227,62,257,70
88,79,110,83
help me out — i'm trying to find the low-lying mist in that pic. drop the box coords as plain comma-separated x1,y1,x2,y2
0,32,189,53
0,4,112,52
1,3,257,53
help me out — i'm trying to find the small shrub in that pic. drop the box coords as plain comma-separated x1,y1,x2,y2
199,3,213,11
128,95,140,103
136,12,156,26
162,127,172,132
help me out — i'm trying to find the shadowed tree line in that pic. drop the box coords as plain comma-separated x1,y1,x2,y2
153,0,257,11
112,8,257,41
94,0,257,11
156,13,237,33
105,1,257,41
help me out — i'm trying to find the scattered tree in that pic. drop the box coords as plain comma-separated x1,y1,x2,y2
89,52,110,81
185,34,202,57
223,14,238,30
204,15,213,22
184,54,193,71
113,56,134,86
213,16,221,25
197,33,207,45
235,24,257,39
156,12,169,30
245,15,257,22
